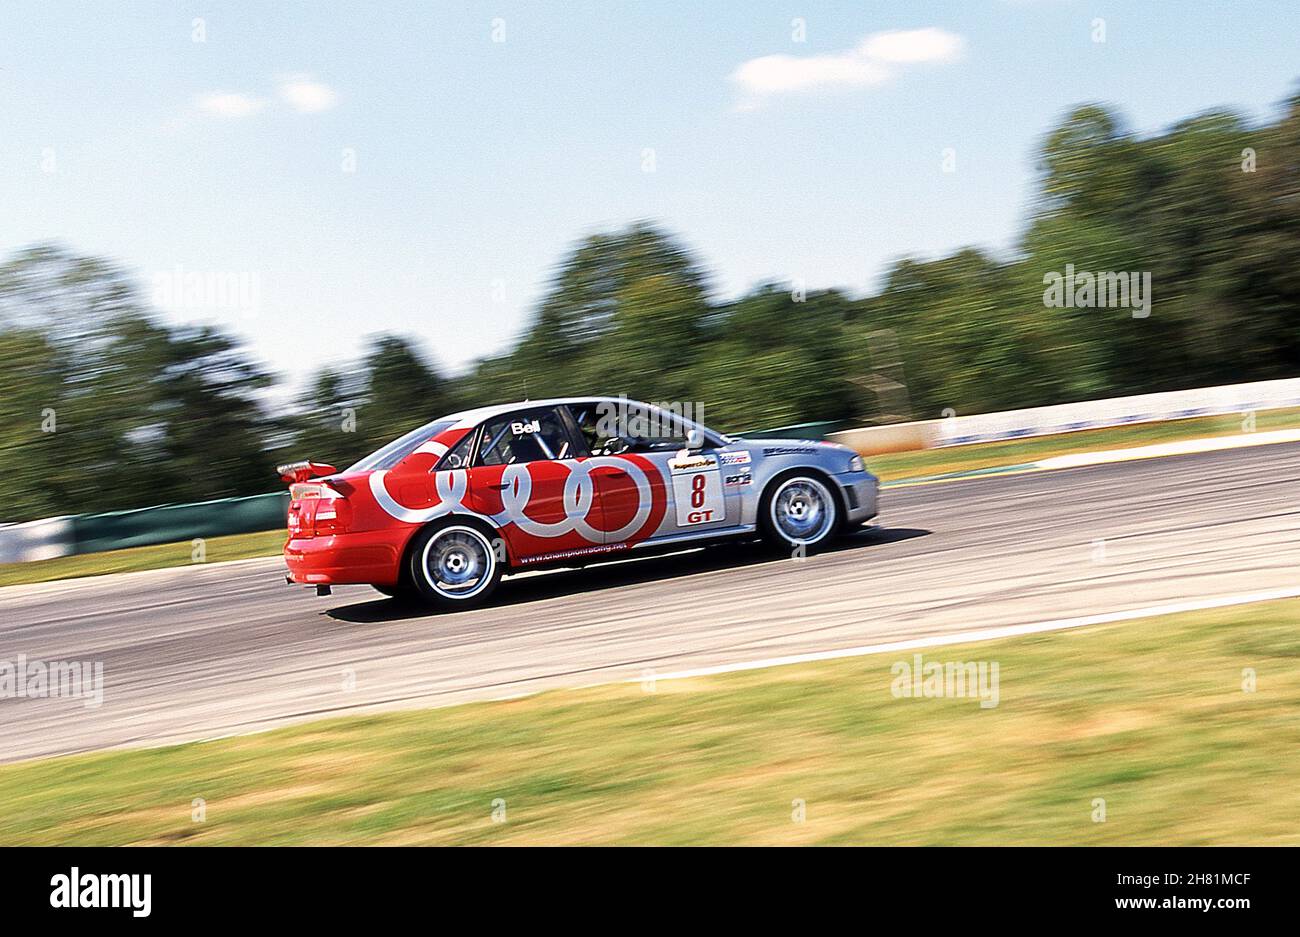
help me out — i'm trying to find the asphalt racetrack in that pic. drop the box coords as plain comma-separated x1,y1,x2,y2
2,443,1297,763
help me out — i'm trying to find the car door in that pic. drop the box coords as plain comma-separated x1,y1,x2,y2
564,402,733,545
467,405,606,564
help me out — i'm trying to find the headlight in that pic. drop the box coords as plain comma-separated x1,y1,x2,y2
848,455,865,473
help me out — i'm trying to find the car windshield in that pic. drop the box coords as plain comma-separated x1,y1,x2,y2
345,418,456,472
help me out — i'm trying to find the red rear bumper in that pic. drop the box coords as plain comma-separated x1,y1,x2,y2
283,528,410,586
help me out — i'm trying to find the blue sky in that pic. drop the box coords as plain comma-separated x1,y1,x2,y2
2,1,1297,389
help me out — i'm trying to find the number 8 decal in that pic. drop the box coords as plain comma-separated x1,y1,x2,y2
670,455,724,527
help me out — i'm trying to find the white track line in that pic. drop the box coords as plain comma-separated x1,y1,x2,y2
633,587,1300,684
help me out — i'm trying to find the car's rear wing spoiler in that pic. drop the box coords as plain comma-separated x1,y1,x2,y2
276,461,339,485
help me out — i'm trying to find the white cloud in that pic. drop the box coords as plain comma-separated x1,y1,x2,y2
730,27,965,109
277,75,338,113
195,92,266,118
859,28,965,64
731,52,891,96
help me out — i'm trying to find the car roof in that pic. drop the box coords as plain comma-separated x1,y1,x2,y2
442,396,625,428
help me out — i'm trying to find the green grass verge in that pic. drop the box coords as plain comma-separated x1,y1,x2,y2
0,529,286,588
1,599,1296,845
2,408,1296,588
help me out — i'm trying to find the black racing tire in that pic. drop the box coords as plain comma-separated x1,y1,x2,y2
405,520,504,610
758,470,843,554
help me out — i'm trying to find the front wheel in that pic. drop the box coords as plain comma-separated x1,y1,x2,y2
759,473,841,553
407,522,503,610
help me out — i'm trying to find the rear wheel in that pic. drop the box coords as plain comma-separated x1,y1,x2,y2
406,522,502,610
759,473,841,553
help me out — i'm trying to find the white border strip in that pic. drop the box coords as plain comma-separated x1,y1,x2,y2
633,587,1300,684
1034,427,1300,470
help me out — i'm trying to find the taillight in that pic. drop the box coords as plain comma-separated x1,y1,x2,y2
287,483,351,537
313,492,352,533
290,483,316,501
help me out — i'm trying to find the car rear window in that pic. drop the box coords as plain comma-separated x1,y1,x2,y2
345,419,456,472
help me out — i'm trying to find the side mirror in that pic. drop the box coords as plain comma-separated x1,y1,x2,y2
685,428,706,451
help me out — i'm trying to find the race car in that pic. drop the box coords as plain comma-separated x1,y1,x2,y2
280,397,878,608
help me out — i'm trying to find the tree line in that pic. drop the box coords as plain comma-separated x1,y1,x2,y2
2,90,1298,521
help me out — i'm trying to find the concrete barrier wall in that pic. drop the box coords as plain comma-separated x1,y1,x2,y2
934,377,1300,447
738,420,841,441
0,517,75,564
830,378,1300,456
70,492,289,555
0,495,288,565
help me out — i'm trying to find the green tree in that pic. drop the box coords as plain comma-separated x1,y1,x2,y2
695,287,858,431
284,335,452,470
507,222,711,399
0,244,276,519
358,334,452,452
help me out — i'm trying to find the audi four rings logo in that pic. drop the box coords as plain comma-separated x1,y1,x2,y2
369,456,665,544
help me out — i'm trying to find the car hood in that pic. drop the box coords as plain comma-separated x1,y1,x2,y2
728,437,848,453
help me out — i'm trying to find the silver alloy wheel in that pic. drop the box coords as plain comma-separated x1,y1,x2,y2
419,525,495,600
769,476,836,545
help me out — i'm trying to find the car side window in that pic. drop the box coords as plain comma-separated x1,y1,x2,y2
629,416,690,452
477,408,575,466
435,430,477,470
566,404,627,456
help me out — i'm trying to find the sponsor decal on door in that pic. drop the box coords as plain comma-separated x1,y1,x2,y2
669,454,725,526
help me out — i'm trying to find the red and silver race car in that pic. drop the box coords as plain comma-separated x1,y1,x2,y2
280,397,878,608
